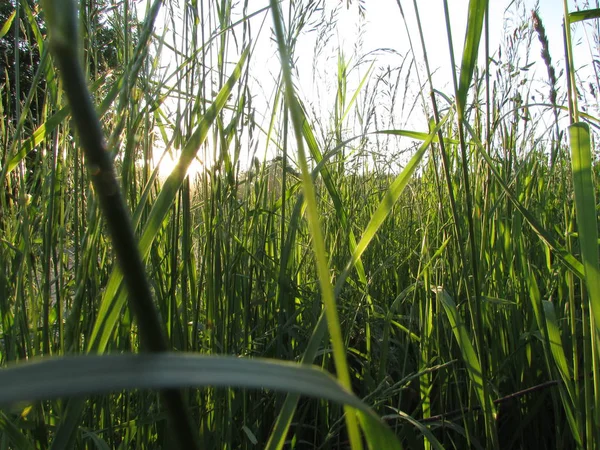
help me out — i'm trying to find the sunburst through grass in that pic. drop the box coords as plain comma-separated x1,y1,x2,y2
150,148,205,182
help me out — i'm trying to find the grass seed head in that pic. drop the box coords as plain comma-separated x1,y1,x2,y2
532,9,558,106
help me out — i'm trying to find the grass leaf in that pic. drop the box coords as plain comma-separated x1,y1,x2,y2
0,353,372,413
569,123,600,333
457,0,488,115
569,8,600,23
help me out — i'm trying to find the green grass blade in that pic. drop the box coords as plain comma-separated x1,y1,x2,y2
49,398,86,450
265,312,329,450
340,60,374,124
457,0,488,115
269,1,363,447
0,354,372,412
376,128,460,146
266,144,359,450
301,114,373,307
82,430,111,450
357,412,403,450
569,123,600,332
266,115,447,449
542,300,584,446
267,115,447,450
4,74,122,175
569,122,600,437
569,8,600,23
523,253,580,439
384,410,445,450
0,10,15,39
542,301,574,394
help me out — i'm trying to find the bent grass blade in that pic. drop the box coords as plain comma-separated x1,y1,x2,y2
0,353,376,415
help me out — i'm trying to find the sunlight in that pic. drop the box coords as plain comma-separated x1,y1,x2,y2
152,149,205,182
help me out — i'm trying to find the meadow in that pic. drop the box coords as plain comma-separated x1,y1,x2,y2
1,0,600,449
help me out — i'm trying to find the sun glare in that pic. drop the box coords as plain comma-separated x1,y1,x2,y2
152,150,205,182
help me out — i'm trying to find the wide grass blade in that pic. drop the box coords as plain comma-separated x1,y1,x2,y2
0,353,376,412
569,123,600,334
569,122,600,436
457,0,488,115
568,8,600,23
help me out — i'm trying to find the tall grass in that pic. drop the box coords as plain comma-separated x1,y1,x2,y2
1,0,600,448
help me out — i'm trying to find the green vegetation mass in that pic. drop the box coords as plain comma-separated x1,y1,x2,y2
1,0,600,449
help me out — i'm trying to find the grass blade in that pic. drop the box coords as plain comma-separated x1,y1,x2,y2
269,1,364,447
457,0,488,115
569,8,600,23
569,122,600,436
0,10,15,39
3,74,121,175
569,123,600,333
0,354,372,412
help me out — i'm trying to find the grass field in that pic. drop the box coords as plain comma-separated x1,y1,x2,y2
1,0,600,448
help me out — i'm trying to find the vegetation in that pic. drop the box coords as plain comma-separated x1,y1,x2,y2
1,0,599,449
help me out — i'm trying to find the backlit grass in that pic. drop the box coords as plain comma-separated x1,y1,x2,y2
1,1,600,449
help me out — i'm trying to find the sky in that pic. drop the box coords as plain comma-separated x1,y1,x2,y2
237,1,567,94
135,0,591,176
290,1,568,113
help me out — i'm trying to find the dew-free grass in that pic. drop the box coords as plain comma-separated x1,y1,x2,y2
1,0,600,449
